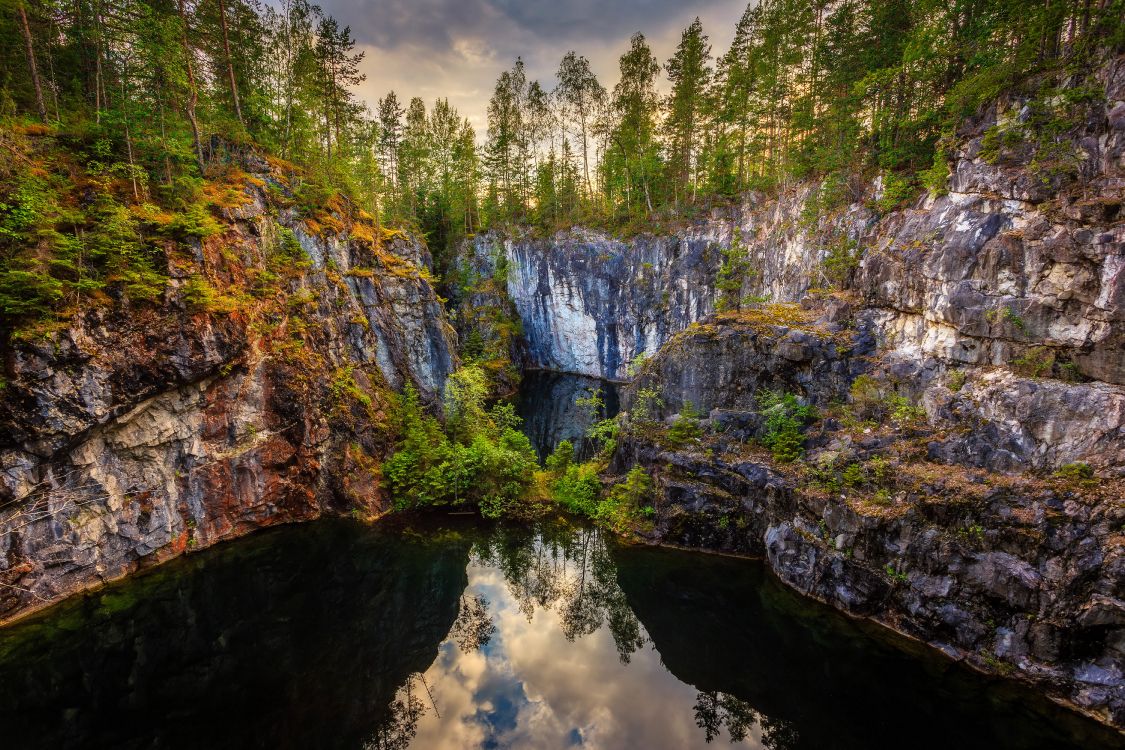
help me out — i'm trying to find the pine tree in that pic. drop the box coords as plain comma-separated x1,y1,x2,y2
664,18,712,207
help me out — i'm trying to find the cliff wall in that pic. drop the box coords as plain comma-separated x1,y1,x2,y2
0,153,456,623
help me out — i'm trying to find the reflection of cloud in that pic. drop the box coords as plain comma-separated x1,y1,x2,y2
412,558,763,749
311,0,747,136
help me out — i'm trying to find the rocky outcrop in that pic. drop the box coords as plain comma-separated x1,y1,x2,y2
0,160,457,623
613,315,1125,728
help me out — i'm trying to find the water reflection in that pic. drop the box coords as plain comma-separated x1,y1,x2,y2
0,520,470,750
515,371,620,460
0,517,1117,750
406,521,1119,750
410,522,750,749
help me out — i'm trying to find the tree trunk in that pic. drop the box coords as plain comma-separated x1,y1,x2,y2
216,0,244,127
176,0,205,171
17,0,48,122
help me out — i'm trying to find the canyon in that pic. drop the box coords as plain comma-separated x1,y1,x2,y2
1,52,1123,737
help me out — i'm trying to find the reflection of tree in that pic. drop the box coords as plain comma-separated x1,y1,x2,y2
450,594,496,653
692,691,797,749
364,677,426,750
472,523,646,663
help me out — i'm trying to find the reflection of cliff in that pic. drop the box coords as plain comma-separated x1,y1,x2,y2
0,519,468,750
612,544,1119,750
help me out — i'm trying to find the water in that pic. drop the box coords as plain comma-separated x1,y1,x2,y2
515,370,620,461
0,517,1119,750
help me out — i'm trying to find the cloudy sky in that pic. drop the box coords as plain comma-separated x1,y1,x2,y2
313,0,750,136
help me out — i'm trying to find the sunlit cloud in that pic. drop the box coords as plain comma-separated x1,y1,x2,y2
410,559,762,748
316,0,749,136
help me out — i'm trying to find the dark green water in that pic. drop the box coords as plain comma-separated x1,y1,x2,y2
0,517,1120,750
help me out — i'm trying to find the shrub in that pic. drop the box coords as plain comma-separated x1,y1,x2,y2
756,390,813,462
545,440,575,476
887,394,926,428
383,366,540,518
181,275,236,313
665,400,703,449
848,375,883,421
550,462,601,516
167,204,222,239
715,229,755,312
822,236,860,289
1053,462,1094,483
595,466,654,533
632,386,664,425
875,172,917,214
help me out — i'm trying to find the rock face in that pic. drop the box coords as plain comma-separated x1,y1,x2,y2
614,318,1125,728
0,162,456,623
446,61,1125,727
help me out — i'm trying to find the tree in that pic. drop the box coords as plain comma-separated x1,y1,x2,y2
377,91,404,213
555,51,605,199
664,18,712,206
15,0,47,121
313,15,364,161
484,60,529,223
606,32,662,216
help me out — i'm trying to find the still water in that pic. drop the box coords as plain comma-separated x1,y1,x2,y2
0,516,1119,750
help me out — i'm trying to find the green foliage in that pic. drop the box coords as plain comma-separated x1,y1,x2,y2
884,564,909,584
887,394,926,428
587,416,620,459
625,352,648,378
384,366,540,518
875,173,918,214
545,440,575,476
181,275,235,313
822,236,859,289
1011,346,1055,378
947,370,967,392
594,466,655,534
550,462,602,516
329,366,373,409
665,400,703,449
756,390,812,463
167,204,223,239
715,229,754,312
920,150,951,196
1053,462,1095,484
632,386,664,424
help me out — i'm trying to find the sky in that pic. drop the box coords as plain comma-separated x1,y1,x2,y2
311,0,750,137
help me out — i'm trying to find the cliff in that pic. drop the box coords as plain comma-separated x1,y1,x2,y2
0,145,456,623
458,55,1125,727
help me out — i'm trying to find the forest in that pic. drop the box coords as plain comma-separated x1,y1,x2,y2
1,0,1123,318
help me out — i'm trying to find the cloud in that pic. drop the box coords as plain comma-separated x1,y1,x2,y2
313,0,749,135
407,558,764,749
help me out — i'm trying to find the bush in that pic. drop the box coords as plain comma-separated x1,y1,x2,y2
167,204,223,239
822,236,859,289
757,390,813,462
1053,462,1094,483
545,439,575,476
550,462,601,516
715,229,755,312
875,172,918,214
383,365,541,518
595,466,654,533
665,400,703,449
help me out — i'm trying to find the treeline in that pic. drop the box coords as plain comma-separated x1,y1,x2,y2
1,0,375,195
475,0,1123,234
2,0,1123,275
